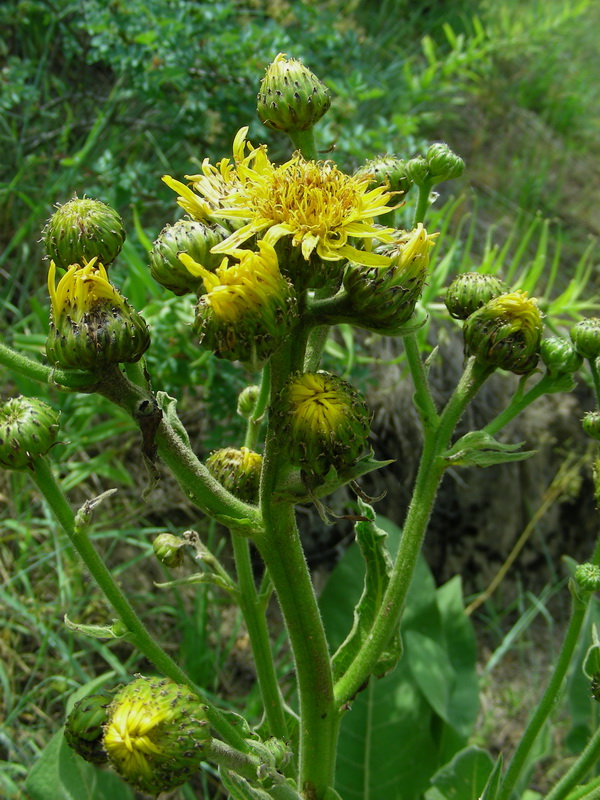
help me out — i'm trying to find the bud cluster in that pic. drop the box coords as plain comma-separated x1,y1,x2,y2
406,143,465,187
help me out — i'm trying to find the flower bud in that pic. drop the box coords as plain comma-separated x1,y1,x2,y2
43,197,125,270
463,291,543,374
103,675,210,795
426,142,465,183
444,272,510,320
540,337,583,376
153,533,186,568
181,241,298,372
65,691,112,764
354,156,412,201
343,224,436,333
271,371,371,478
405,156,430,187
46,259,150,370
570,318,600,360
0,396,60,470
257,52,331,133
149,219,230,296
206,447,262,503
575,563,600,592
582,411,600,442
237,385,260,419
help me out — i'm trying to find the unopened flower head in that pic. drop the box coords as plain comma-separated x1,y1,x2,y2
103,675,210,795
354,156,412,202
463,290,543,374
153,533,186,568
272,371,371,478
257,52,331,133
65,691,113,765
540,337,583,376
0,396,60,470
46,258,150,370
206,446,262,503
181,240,297,371
166,129,395,290
43,197,125,270
343,224,437,333
445,272,510,320
149,219,230,296
571,318,600,361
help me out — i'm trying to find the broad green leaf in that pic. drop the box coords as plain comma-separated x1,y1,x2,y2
332,501,401,680
25,728,134,800
480,755,503,800
426,747,494,800
405,629,454,723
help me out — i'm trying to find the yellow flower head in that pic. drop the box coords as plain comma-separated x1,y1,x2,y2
103,676,209,795
48,258,124,324
164,129,396,287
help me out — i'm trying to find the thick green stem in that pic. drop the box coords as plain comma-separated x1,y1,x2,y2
413,180,434,227
544,723,600,800
232,535,289,741
244,366,271,450
0,341,96,390
288,128,319,161
403,333,439,427
335,358,493,706
30,456,248,752
497,538,600,800
204,739,261,780
589,359,600,407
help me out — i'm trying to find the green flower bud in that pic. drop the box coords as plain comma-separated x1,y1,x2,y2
153,533,186,568
540,337,583,376
343,224,437,333
257,52,331,133
0,396,60,470
444,272,510,320
582,411,600,442
426,142,465,183
354,156,412,202
271,371,372,478
149,219,230,296
65,691,113,764
103,675,210,795
570,318,600,360
181,241,298,372
46,258,150,370
206,447,262,503
405,156,430,187
463,290,543,374
43,197,125,270
575,563,600,592
237,385,260,419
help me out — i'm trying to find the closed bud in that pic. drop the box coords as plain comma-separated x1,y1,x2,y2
445,272,510,320
149,219,230,296
582,411,600,442
46,259,150,370
65,691,113,764
206,447,262,503
463,291,543,374
354,156,412,201
43,197,125,270
0,396,60,470
575,563,600,593
181,241,298,372
237,385,260,419
103,675,210,795
343,224,436,333
426,142,465,183
540,337,583,376
570,318,600,361
405,156,430,187
257,52,331,133
153,533,186,568
271,371,371,479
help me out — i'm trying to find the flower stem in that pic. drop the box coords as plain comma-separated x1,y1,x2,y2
30,456,249,752
0,341,96,390
231,534,289,741
288,128,319,161
413,180,433,227
482,374,556,437
496,538,600,800
544,722,600,800
244,365,271,450
589,359,600,407
403,333,439,428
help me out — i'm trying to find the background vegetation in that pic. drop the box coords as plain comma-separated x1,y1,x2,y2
2,0,600,797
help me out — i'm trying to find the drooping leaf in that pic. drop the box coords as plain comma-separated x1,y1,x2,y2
442,431,536,468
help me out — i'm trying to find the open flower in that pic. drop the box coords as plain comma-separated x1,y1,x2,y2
46,258,150,369
164,129,396,288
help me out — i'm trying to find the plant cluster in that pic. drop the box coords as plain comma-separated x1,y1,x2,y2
2,52,600,800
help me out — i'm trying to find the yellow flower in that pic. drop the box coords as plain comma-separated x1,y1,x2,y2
164,129,396,281
103,697,166,782
48,258,122,324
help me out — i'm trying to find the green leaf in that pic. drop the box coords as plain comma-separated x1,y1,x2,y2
480,755,503,800
331,501,401,680
219,769,273,800
442,431,537,468
25,728,134,800
426,747,494,800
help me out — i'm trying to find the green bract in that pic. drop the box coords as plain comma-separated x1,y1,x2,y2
445,272,510,321
0,396,60,470
206,446,262,503
570,317,600,360
64,691,113,765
